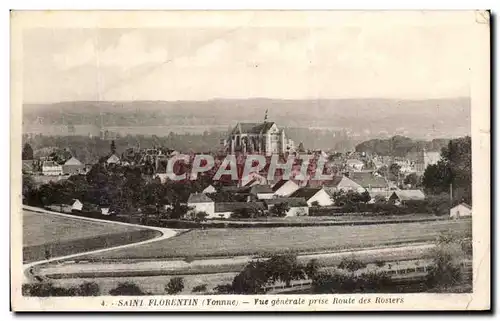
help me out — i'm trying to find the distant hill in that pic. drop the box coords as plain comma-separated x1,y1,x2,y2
355,135,452,157
23,98,470,141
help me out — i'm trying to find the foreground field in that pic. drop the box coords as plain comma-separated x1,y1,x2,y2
84,219,471,260
23,210,161,263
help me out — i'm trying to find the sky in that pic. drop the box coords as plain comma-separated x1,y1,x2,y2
22,12,477,103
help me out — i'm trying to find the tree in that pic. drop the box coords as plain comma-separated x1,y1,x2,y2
426,234,468,291
110,140,116,155
231,260,270,294
305,259,321,279
388,163,401,182
22,143,34,160
404,173,421,188
298,142,306,153
165,277,184,295
192,284,207,293
194,211,209,222
265,254,306,287
269,202,290,217
22,282,78,297
77,282,100,296
109,282,146,296
338,256,367,272
422,136,471,205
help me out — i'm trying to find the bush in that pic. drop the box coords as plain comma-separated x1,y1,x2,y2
165,277,184,295
109,282,146,296
426,238,468,291
192,284,208,293
338,256,367,272
305,259,321,279
213,284,234,294
22,282,78,297
77,281,100,296
312,271,392,294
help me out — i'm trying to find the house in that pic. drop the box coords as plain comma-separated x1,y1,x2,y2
450,203,472,219
62,156,86,175
214,202,266,219
42,161,63,176
249,185,275,200
106,154,121,165
290,187,333,207
22,160,34,174
367,190,392,204
202,184,217,194
264,197,309,217
272,180,300,197
101,207,112,216
349,172,389,192
389,190,426,206
346,159,365,171
323,175,364,195
187,193,215,218
70,199,84,211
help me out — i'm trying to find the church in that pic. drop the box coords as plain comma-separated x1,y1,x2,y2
224,114,295,156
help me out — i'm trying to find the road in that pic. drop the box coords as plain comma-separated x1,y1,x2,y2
22,206,182,282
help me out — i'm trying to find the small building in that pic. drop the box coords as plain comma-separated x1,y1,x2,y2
249,185,275,200
62,156,86,175
367,190,392,204
106,154,121,165
187,193,215,218
70,199,84,211
22,160,34,174
389,190,426,206
214,201,266,219
323,175,365,195
349,172,389,192
202,184,217,194
272,180,300,197
42,161,63,176
290,187,333,207
450,203,472,219
101,207,112,216
264,197,309,217
346,159,365,171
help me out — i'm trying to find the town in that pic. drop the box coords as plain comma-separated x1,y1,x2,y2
21,118,472,223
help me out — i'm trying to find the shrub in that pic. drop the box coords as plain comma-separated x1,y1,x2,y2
192,284,208,293
305,259,321,279
22,282,78,297
109,282,146,296
77,281,100,296
312,271,392,294
165,277,184,295
426,239,467,291
213,284,234,294
338,256,367,272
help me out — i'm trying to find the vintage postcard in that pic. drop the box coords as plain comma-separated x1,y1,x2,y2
10,10,490,311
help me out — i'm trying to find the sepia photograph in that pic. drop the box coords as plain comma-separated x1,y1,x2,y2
10,10,490,311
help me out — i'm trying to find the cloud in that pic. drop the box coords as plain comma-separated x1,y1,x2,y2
53,31,169,70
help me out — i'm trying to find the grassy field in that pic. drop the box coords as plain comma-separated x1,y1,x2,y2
84,220,471,260
23,210,160,263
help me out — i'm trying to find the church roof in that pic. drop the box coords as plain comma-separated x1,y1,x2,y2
232,122,276,135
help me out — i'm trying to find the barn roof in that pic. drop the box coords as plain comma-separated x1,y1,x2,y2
391,190,425,201
290,187,323,200
187,193,214,204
